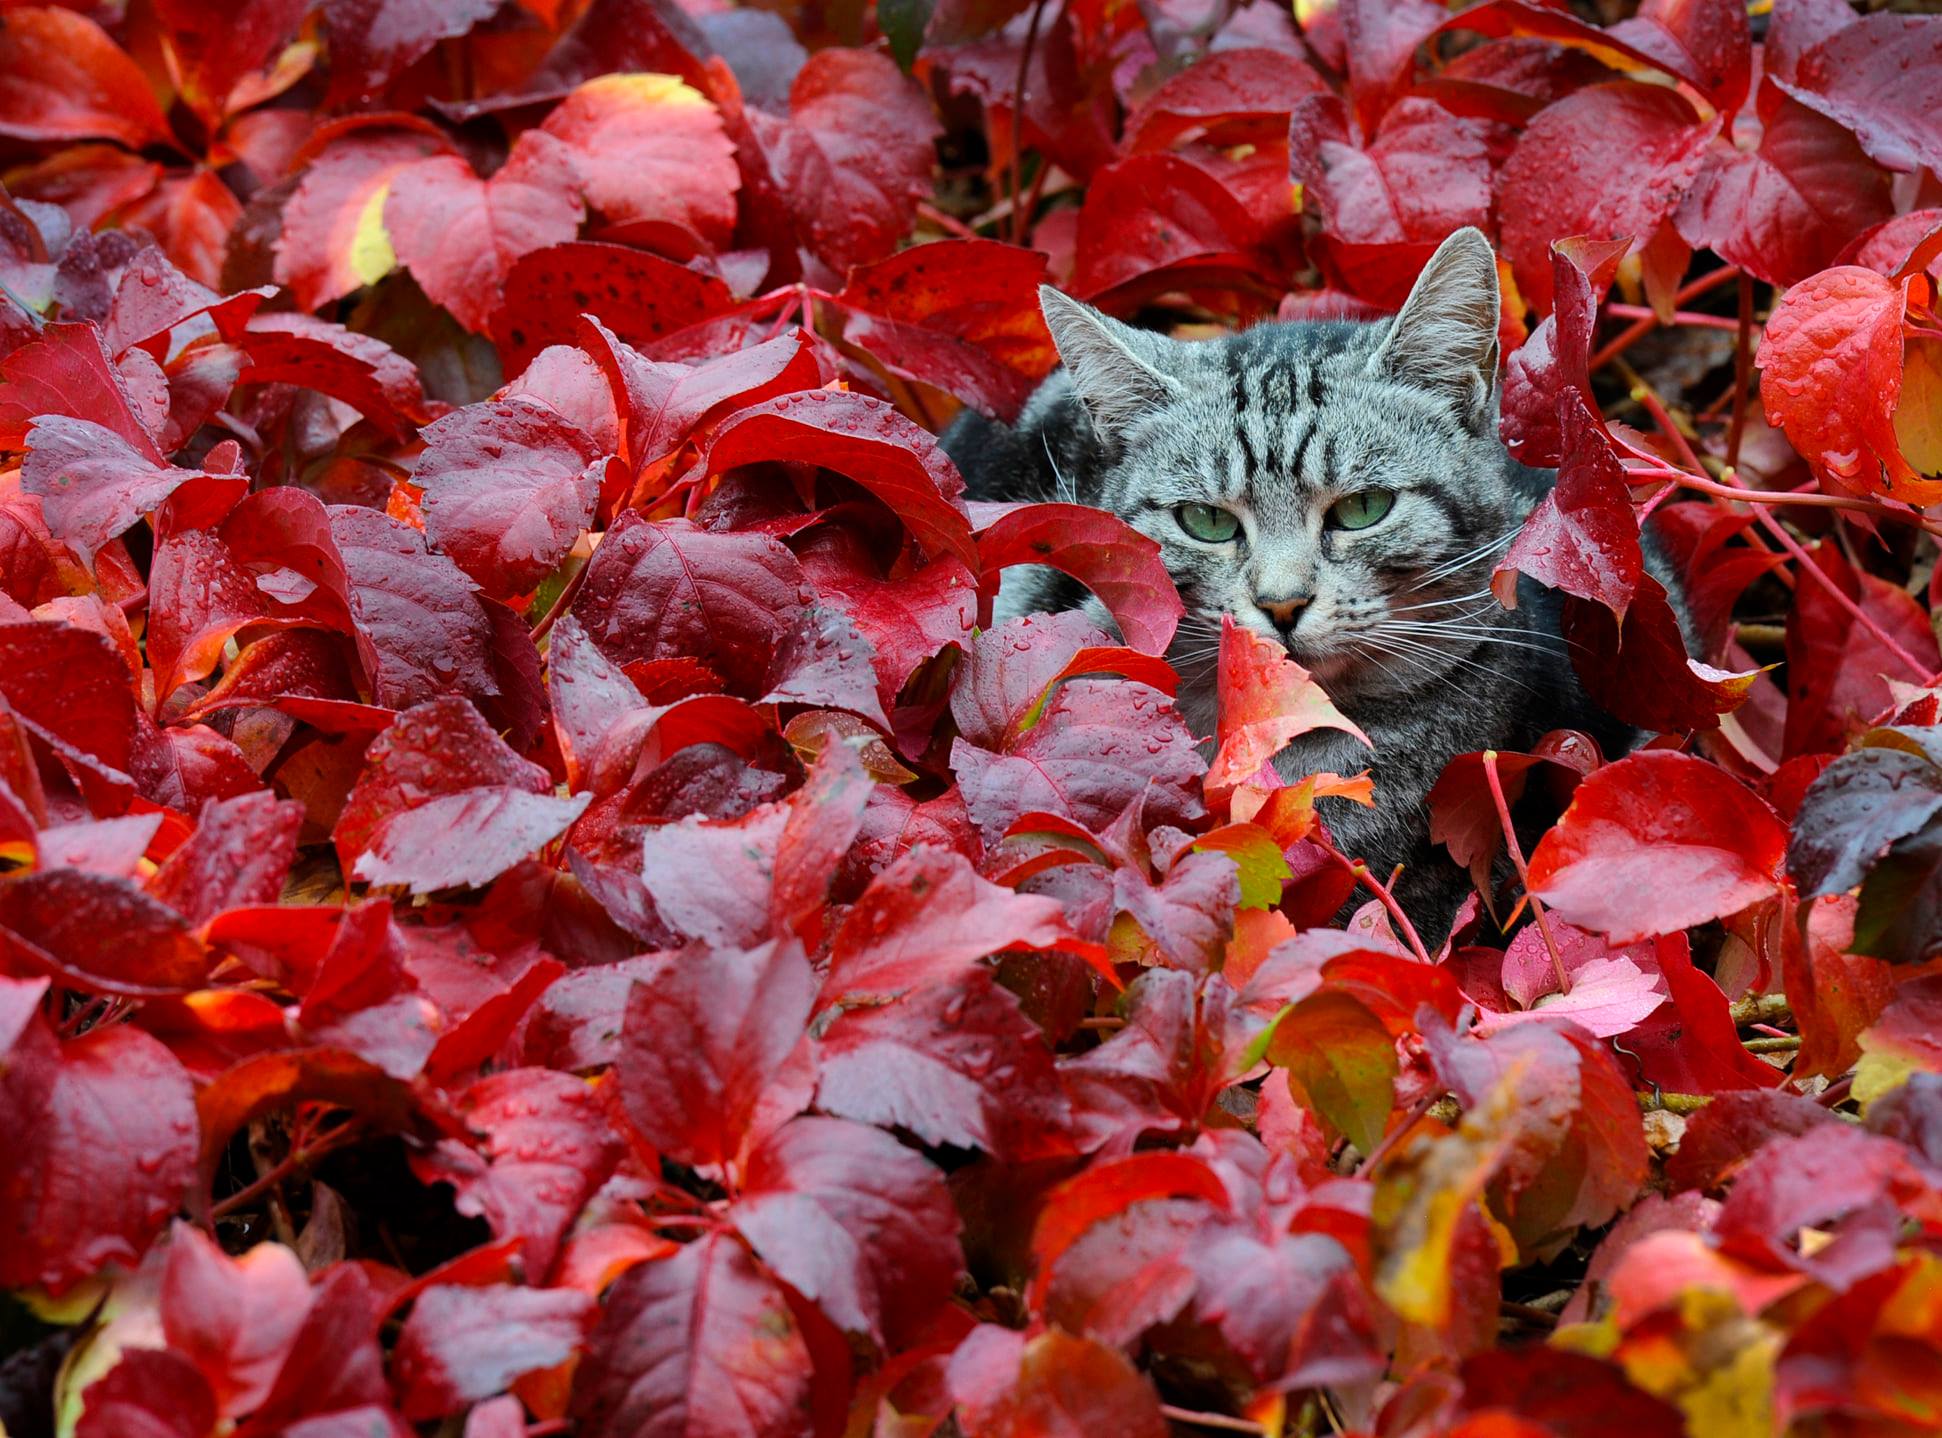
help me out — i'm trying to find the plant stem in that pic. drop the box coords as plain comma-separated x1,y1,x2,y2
1587,265,1741,372
916,200,980,240
1323,841,1433,964
1481,750,1570,996
1638,1091,1711,1115
1356,1090,1438,1175
528,552,591,644
1630,464,1942,540
1726,272,1755,470
1744,1035,1801,1053
210,1121,362,1220
1008,0,1051,246
1160,1406,1267,1435
1604,302,1744,333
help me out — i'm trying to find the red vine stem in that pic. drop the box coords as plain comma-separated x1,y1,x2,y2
1726,272,1756,471
1008,0,1052,246
1481,750,1570,996
916,200,980,240
1159,1405,1269,1434
1322,840,1433,964
1587,265,1741,372
1629,464,1942,541
1603,302,1744,333
1624,388,1936,680
209,1119,363,1220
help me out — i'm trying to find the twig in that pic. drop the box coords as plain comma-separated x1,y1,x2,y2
1587,266,1742,372
1482,749,1570,996
210,1120,363,1220
917,200,980,240
1623,391,1939,679
1743,1035,1801,1054
1638,1091,1711,1114
1604,302,1745,333
1321,840,1433,964
1008,0,1052,245
1816,1074,1855,1108
1726,272,1756,471
1501,1299,1561,1329
1078,1015,1126,1030
1631,464,1942,541
1730,994,1792,1026
1355,1090,1438,1175
528,553,591,644
1160,1406,1268,1435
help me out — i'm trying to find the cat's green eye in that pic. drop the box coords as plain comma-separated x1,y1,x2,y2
1327,488,1395,531
1176,503,1240,543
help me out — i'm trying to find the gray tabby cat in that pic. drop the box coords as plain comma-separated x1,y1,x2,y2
942,227,1644,940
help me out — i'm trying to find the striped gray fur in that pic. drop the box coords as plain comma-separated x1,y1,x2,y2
942,228,1672,940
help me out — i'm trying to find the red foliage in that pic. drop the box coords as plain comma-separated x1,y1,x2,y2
2,1,1941,1435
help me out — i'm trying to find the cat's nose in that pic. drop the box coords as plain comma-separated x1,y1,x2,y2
1256,594,1311,631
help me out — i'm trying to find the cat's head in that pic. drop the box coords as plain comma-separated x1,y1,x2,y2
1040,227,1528,703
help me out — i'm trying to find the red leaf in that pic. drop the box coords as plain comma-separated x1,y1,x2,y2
695,391,976,570
1528,750,1788,941
0,7,173,149
0,620,138,774
769,739,874,945
1027,1151,1232,1310
0,977,197,1293
321,0,500,108
75,1350,217,1438
953,677,1206,851
1625,932,1788,1094
1,870,208,995
832,239,1058,421
273,123,459,312
161,1223,313,1417
1492,390,1643,621
747,48,942,278
976,502,1184,655
1774,12,1942,176
823,845,1089,1006
245,1264,409,1436
409,1068,623,1281
1496,81,1719,313
575,318,822,477
149,790,304,926
1561,576,1762,735
571,1233,821,1438
0,321,165,454
237,314,435,441
416,396,609,599
1071,153,1274,309
1675,86,1893,289
1340,0,1450,137
1209,616,1368,791
22,416,232,565
1289,94,1500,308
733,1115,960,1345
949,1325,1169,1438
393,1282,596,1420
539,74,740,247
1607,0,1752,115
814,967,1073,1159
384,132,586,335
571,513,806,694
490,241,735,379
616,938,816,1169
329,506,515,711
1782,544,1940,757
1125,47,1327,154
1757,264,1936,504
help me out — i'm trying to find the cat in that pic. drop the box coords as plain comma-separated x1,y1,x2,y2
941,227,1657,942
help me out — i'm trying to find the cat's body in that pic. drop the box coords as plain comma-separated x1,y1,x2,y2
942,229,1657,938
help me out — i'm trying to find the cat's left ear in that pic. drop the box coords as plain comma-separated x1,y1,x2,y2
1370,226,1501,431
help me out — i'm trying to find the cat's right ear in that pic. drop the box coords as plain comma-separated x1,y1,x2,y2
1039,286,1178,439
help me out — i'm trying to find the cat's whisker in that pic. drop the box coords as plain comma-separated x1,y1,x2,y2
1401,527,1520,593
1386,586,1499,615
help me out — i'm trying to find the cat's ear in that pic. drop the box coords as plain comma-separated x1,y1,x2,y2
1040,286,1179,439
1370,226,1501,429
